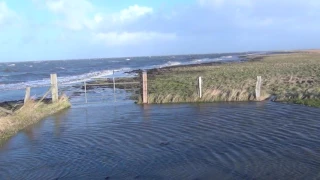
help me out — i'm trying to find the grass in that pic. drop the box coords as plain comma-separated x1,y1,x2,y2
142,52,320,106
289,99,320,107
0,96,71,142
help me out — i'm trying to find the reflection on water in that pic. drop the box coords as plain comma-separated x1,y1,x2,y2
0,101,320,180
142,104,151,121
52,108,70,137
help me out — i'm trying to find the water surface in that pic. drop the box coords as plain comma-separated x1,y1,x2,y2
0,101,319,179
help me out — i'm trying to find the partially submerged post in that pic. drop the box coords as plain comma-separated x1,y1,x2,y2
198,77,202,98
24,86,31,104
113,70,116,102
255,76,262,101
113,77,116,102
84,81,87,103
142,71,148,104
50,74,59,103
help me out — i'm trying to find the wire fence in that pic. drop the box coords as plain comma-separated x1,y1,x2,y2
0,74,142,106
5,71,303,105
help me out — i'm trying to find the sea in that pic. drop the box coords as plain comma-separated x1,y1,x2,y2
0,52,248,102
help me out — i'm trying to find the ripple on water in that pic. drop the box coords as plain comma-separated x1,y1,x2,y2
0,102,320,179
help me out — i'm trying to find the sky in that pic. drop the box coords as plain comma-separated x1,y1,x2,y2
0,0,319,62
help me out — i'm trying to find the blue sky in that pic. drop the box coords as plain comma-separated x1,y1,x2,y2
0,0,319,62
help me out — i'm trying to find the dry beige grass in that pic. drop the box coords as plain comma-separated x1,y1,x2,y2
0,96,71,142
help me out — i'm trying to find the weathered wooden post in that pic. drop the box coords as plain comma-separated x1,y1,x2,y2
24,86,31,104
255,76,262,101
50,74,59,103
198,77,202,98
113,77,117,102
84,81,87,103
113,70,117,102
113,77,116,94
142,71,148,104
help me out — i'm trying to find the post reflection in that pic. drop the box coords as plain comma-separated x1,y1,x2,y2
53,109,70,137
142,104,151,121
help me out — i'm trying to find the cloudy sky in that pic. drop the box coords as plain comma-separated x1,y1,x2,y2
0,0,319,62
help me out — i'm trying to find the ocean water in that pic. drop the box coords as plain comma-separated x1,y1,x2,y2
0,53,245,102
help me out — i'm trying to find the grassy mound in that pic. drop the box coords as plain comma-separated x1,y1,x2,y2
289,99,320,107
0,96,71,142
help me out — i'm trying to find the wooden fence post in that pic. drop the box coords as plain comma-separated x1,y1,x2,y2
50,74,59,103
142,71,148,104
255,76,262,101
24,86,31,104
198,77,202,98
84,81,87,103
113,76,117,102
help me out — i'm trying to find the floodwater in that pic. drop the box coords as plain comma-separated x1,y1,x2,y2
0,101,319,179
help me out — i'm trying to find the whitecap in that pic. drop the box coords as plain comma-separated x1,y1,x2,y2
159,61,181,68
191,58,210,63
0,67,134,90
192,59,203,63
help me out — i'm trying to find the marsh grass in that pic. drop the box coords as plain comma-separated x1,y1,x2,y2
143,52,320,106
0,96,71,142
289,99,320,107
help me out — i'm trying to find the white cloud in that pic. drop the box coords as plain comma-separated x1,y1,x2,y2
117,5,153,22
0,1,18,27
86,5,153,30
93,31,176,46
45,0,94,30
43,1,154,32
39,1,170,46
91,5,153,30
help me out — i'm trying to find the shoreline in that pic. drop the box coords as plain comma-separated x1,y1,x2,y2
1,50,317,107
0,53,251,106
127,51,296,78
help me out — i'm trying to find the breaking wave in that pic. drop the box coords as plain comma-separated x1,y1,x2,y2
158,61,181,68
0,68,129,90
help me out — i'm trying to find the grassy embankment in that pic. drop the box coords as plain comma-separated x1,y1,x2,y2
0,96,71,142
143,52,320,107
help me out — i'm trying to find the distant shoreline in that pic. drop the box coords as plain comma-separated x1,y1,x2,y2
127,50,295,77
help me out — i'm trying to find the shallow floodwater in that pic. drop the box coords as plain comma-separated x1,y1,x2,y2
0,101,319,180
